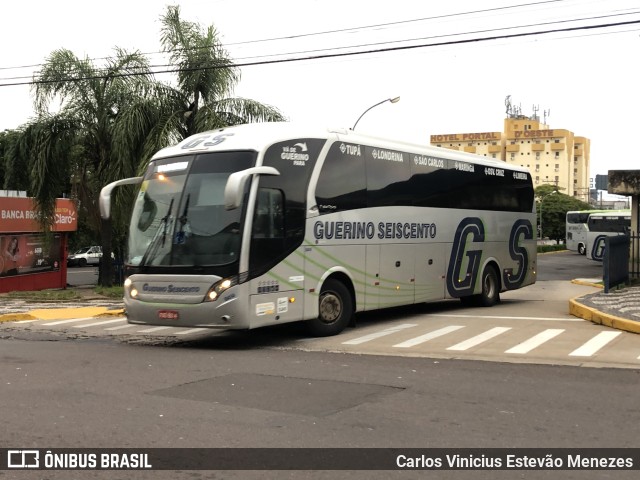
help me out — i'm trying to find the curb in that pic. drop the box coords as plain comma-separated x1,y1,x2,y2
570,279,603,289
569,297,640,335
0,313,37,323
0,307,125,323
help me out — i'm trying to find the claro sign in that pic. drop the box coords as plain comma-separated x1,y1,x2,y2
0,197,77,233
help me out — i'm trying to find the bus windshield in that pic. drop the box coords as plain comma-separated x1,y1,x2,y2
128,151,256,268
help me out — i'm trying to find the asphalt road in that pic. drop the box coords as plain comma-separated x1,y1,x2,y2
536,249,602,281
1,251,639,479
1,332,639,480
66,265,99,286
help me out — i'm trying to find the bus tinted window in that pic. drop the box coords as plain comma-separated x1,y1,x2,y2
315,143,366,213
365,146,411,207
587,215,630,233
315,143,533,213
567,212,590,224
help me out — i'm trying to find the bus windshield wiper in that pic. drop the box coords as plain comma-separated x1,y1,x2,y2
139,197,174,267
175,194,190,244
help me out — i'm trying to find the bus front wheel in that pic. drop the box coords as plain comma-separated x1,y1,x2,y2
578,243,586,255
307,279,353,337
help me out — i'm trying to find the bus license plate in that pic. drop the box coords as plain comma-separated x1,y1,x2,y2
158,310,179,320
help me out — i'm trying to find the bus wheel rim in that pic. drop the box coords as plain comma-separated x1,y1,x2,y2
319,292,341,324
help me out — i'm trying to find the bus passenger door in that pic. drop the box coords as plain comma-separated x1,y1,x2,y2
414,243,446,302
378,245,415,308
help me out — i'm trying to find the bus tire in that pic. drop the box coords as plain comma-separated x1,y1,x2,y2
578,243,586,255
477,265,500,307
307,279,353,337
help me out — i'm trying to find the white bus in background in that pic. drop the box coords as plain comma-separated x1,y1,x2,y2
100,123,537,337
585,211,631,261
566,210,609,255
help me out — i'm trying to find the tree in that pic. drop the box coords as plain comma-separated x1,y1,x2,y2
535,186,591,243
141,5,286,151
9,48,167,286
1,129,29,191
3,7,286,288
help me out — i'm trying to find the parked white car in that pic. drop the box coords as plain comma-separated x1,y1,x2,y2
67,246,114,267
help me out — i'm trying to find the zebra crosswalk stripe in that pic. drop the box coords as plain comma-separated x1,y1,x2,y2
446,327,511,351
393,325,465,348
505,329,565,354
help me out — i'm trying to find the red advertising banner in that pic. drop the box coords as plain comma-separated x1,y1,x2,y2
0,197,77,233
0,233,62,277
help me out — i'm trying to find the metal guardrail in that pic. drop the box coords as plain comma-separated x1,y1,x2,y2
603,232,639,293
603,235,629,293
631,232,640,280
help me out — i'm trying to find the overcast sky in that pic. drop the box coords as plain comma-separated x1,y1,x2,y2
1,0,639,183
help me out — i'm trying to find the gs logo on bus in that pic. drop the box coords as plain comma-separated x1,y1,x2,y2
446,217,533,298
591,235,607,261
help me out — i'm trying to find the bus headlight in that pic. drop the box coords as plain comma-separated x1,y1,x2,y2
123,277,139,299
205,277,237,302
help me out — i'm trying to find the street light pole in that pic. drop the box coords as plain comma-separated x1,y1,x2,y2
352,96,400,130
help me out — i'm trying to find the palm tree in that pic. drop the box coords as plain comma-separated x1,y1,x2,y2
1,129,29,191
142,5,286,150
12,48,167,286
6,6,286,287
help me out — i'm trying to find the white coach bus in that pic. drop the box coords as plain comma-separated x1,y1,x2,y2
566,209,628,255
566,210,598,255
100,123,537,336
584,211,631,261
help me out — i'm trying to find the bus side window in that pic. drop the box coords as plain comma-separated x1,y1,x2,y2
315,143,366,213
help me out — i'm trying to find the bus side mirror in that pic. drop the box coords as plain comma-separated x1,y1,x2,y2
99,177,144,219
224,167,280,210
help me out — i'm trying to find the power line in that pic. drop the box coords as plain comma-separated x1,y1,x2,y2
224,0,569,46
225,11,640,63
1,9,638,86
0,0,584,74
0,18,638,88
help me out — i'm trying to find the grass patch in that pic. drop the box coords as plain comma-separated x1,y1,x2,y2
537,244,567,253
5,289,81,301
93,286,124,298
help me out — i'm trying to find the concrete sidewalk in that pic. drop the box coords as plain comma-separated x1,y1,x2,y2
569,280,640,334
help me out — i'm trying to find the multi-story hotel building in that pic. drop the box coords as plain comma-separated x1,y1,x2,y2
429,116,590,202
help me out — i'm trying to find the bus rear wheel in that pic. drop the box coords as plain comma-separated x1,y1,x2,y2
459,265,500,307
307,279,353,337
477,265,500,307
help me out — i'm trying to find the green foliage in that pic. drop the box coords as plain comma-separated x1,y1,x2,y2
5,289,81,301
0,129,30,191
93,286,124,298
535,186,591,243
537,244,567,253
0,6,288,287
